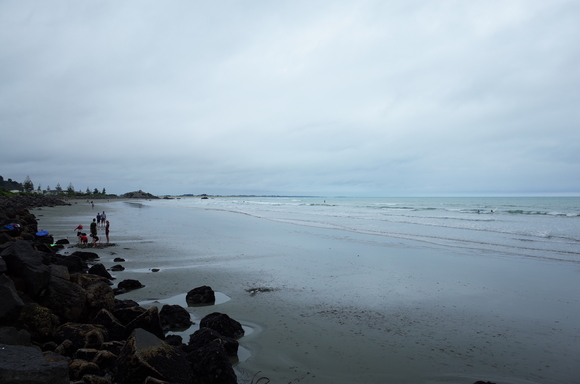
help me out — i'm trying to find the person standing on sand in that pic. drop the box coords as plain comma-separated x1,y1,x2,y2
96,212,101,226
105,220,110,244
90,218,97,237
101,211,106,226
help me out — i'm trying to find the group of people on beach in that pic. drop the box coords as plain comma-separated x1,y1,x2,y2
73,210,110,247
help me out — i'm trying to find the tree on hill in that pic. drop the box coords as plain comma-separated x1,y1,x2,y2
102,187,106,195
55,183,62,193
67,183,75,195
23,176,34,193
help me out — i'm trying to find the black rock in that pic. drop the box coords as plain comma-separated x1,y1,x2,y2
159,304,192,331
117,279,144,292
199,312,244,339
187,327,238,356
88,263,113,279
186,285,215,305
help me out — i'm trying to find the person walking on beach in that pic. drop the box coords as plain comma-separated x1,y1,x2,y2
105,220,110,244
101,211,107,227
90,218,97,237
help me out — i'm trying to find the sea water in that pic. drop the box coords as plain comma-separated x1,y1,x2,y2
153,196,580,263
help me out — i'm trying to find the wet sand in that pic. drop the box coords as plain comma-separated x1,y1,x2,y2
34,200,580,384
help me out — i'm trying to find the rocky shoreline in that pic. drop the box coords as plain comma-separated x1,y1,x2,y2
0,196,244,384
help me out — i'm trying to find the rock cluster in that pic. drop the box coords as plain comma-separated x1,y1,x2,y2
0,196,242,383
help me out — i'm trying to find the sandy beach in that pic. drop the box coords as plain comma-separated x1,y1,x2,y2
33,199,580,384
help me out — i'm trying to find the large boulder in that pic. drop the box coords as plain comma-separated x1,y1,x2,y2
39,276,87,322
113,306,147,326
0,326,31,346
91,309,127,342
53,322,108,351
85,281,115,320
88,263,113,280
186,327,239,356
159,304,192,331
0,240,51,298
186,339,237,384
199,312,245,339
0,343,69,384
113,328,194,384
186,285,215,305
16,303,60,342
0,273,24,325
53,254,86,274
70,250,100,261
125,306,164,339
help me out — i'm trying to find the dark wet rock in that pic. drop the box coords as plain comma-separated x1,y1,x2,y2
159,304,192,331
0,232,11,245
0,343,69,384
91,309,126,341
151,268,160,272
113,257,125,262
54,339,76,357
88,263,113,280
53,322,107,351
50,263,70,280
69,359,102,381
54,254,87,274
84,281,115,320
79,374,112,384
0,273,25,325
16,303,60,342
186,339,237,384
114,298,140,309
117,279,144,292
0,240,51,298
164,334,183,347
74,347,100,361
55,238,69,245
474,382,497,384
0,326,31,346
113,328,194,384
199,312,245,339
125,306,164,340
92,349,118,371
113,306,147,326
42,341,58,351
39,275,87,323
186,327,239,356
101,340,125,356
186,285,215,305
70,250,99,261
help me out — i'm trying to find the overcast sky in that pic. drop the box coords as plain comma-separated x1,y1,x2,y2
1,1,579,196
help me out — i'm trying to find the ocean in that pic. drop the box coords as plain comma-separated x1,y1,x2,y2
154,196,580,262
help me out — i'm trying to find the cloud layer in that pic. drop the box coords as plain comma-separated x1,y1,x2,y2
1,0,579,196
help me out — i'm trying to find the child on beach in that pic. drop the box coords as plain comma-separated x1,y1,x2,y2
80,234,88,245
90,233,100,248
73,224,83,242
